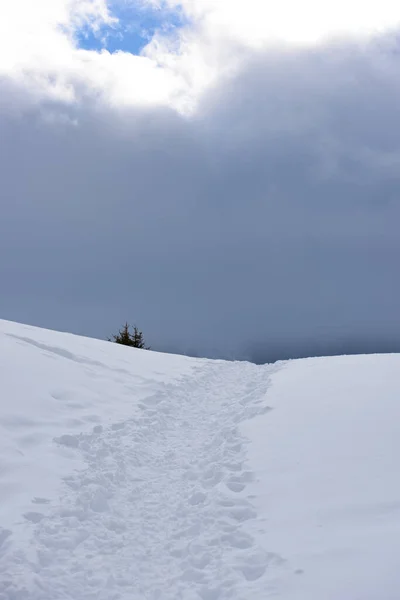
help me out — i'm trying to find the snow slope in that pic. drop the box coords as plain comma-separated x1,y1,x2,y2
0,319,400,599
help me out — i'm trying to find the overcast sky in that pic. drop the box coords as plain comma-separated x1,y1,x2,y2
1,0,400,362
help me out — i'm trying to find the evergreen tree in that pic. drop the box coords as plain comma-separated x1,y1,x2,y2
131,325,146,349
109,322,149,349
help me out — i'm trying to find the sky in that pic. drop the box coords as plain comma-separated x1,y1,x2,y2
1,0,400,362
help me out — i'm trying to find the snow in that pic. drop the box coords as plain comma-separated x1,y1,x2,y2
1,319,400,599
242,355,400,599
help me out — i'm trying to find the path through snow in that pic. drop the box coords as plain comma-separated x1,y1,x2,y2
1,357,282,600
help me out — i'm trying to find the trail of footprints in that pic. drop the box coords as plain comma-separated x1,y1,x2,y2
165,421,283,599
0,362,284,600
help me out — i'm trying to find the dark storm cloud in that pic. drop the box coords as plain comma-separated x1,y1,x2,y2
1,38,400,361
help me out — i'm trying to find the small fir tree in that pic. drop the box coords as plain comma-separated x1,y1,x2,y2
109,322,149,349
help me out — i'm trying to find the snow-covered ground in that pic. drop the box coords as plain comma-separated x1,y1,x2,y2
1,319,400,599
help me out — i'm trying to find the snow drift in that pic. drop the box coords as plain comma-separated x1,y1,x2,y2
0,318,399,599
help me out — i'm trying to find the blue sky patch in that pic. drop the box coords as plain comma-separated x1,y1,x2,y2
75,1,187,55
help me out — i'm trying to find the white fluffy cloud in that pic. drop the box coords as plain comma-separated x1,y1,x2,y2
1,0,400,112
0,0,112,74
157,0,400,45
145,0,400,106
0,0,185,109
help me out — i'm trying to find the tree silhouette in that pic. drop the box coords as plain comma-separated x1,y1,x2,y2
109,322,149,349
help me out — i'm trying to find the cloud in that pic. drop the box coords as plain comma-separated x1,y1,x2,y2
3,0,400,113
0,0,188,109
0,2,400,360
156,0,400,45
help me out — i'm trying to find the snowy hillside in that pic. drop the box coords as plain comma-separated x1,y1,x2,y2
1,319,400,599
